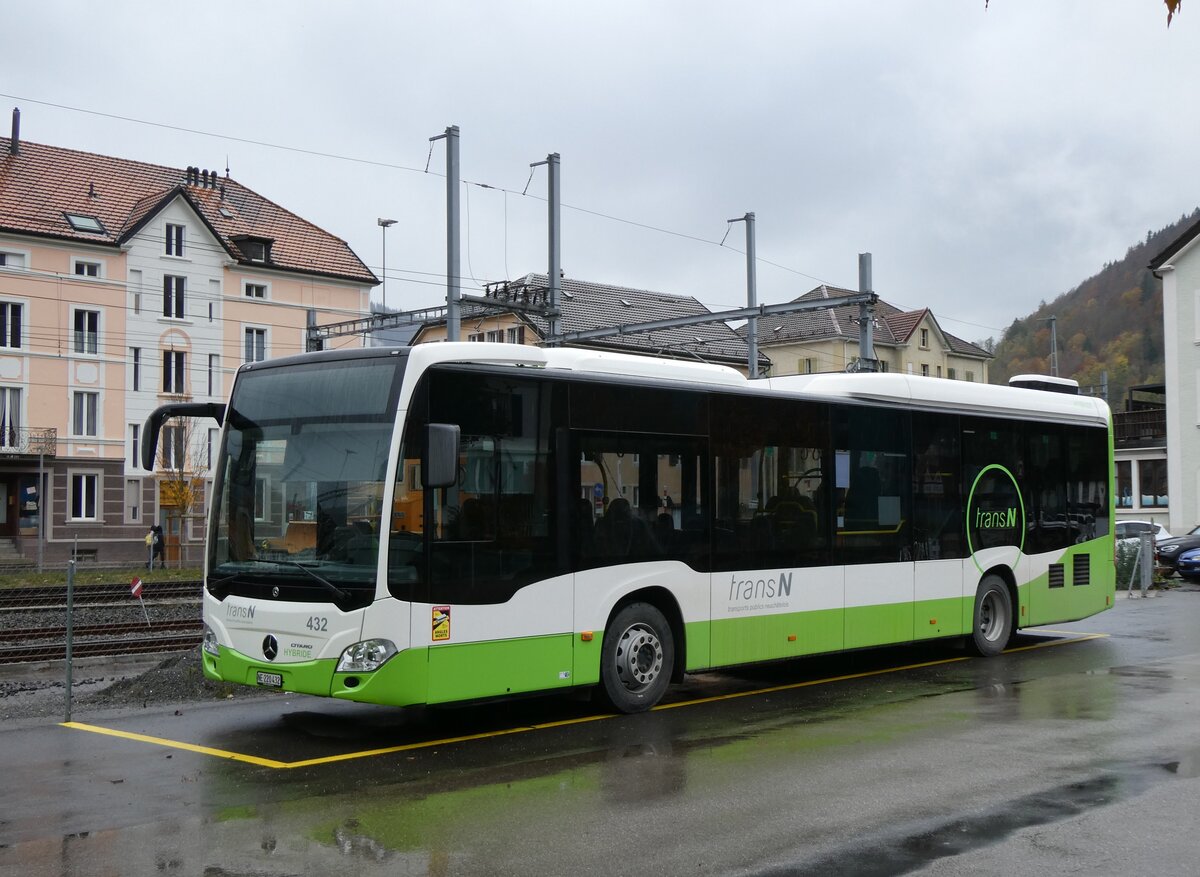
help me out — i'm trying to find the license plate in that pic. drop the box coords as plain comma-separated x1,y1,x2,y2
256,671,283,688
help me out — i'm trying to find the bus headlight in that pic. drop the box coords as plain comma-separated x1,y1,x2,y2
202,624,220,657
337,639,398,673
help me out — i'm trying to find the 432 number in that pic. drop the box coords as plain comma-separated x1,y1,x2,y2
305,616,328,632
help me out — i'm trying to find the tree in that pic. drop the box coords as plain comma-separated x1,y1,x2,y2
155,409,211,567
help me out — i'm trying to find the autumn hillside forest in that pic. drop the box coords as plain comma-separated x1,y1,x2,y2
985,208,1200,408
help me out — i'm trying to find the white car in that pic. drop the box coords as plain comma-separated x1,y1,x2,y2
1115,520,1171,544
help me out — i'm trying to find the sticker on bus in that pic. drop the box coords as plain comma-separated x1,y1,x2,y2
432,606,451,641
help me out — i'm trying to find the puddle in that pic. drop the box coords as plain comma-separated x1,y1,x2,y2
749,754,1197,876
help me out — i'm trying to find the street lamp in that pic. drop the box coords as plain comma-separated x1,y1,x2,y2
377,218,397,310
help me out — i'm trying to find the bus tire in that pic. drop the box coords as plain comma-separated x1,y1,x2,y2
969,574,1013,657
599,602,674,714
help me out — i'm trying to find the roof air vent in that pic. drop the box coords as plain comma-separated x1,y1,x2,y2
1008,374,1079,395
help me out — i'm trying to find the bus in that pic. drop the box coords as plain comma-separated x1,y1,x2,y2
144,343,1115,713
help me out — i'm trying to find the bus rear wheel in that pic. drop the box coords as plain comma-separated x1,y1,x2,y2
969,574,1013,657
599,602,674,714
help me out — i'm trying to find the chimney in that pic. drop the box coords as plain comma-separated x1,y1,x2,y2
9,107,19,154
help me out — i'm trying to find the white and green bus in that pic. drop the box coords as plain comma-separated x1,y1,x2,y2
147,343,1114,713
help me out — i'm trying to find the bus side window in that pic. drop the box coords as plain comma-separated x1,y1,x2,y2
834,405,911,564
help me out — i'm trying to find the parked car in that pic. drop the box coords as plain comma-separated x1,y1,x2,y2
1115,520,1171,545
1154,524,1200,577
1171,545,1200,582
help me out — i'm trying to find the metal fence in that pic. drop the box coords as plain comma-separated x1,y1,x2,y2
0,564,203,721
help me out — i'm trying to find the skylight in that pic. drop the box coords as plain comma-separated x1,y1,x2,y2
64,213,106,234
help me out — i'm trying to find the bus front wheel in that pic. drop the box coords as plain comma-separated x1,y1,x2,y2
969,574,1013,657
599,602,674,714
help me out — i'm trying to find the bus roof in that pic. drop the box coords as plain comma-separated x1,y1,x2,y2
767,371,1110,426
323,343,1110,428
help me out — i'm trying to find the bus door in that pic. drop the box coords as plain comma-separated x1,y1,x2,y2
835,406,915,650
419,370,573,703
572,431,710,671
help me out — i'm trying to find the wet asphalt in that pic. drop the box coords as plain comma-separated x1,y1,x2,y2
1,590,1198,877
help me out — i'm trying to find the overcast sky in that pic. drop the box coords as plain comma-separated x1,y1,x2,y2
4,1,1197,343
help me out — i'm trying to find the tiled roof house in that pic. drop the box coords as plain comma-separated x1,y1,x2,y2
0,117,375,565
413,272,770,374
752,284,993,380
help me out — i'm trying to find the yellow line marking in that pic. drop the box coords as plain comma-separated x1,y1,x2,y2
62,630,1105,769
60,722,289,768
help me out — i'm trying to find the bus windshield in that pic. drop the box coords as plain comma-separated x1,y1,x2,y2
208,354,405,606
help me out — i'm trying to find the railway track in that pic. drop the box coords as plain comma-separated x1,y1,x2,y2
0,580,202,612
4,619,202,644
0,580,204,663
0,632,201,664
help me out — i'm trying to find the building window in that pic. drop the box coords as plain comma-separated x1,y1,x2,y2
74,260,101,277
947,367,957,380
163,275,186,318
506,326,525,344
131,347,141,391
936,365,942,378
920,328,929,349
162,350,186,394
70,473,99,520
73,309,99,354
130,269,142,315
165,223,185,257
921,364,930,377
0,302,21,349
130,423,141,469
126,478,141,523
162,424,185,471
208,354,219,396
1116,461,1133,509
468,333,484,343
486,329,503,342
0,387,20,449
965,371,975,382
244,328,266,363
0,252,25,269
244,282,267,299
1139,459,1168,508
72,391,98,436
254,477,270,520
208,428,218,470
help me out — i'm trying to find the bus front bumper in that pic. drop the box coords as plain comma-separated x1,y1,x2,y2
203,645,428,705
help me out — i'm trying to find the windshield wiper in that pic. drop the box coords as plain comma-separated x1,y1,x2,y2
278,560,353,603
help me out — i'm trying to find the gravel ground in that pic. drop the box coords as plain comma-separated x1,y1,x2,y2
0,649,279,728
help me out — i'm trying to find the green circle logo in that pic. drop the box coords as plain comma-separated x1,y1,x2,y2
966,464,1025,573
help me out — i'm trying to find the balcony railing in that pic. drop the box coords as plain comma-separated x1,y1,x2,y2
0,426,58,456
1114,408,1166,444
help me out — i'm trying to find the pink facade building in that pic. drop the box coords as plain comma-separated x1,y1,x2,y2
0,114,376,566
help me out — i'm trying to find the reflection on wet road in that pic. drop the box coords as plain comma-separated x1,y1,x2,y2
2,594,1199,876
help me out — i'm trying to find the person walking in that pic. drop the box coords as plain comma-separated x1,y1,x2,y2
145,526,155,569
151,524,166,569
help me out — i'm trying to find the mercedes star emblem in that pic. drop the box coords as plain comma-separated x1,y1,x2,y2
262,635,278,661
272,586,280,598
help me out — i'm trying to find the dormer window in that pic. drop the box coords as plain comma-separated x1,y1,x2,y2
65,213,106,234
232,235,273,263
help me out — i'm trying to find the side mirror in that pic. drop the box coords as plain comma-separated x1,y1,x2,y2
424,424,460,488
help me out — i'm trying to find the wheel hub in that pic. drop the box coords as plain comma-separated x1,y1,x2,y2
614,623,663,691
